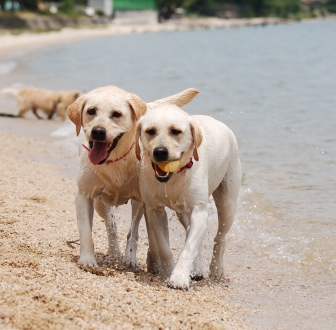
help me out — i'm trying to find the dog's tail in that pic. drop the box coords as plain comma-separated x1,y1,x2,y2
0,113,18,118
1,87,19,99
148,88,200,110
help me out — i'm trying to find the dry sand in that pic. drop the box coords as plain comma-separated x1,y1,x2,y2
0,132,252,329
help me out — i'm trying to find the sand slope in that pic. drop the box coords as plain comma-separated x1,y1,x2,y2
0,132,251,329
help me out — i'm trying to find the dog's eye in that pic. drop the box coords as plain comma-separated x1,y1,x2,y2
171,129,182,136
87,108,96,115
146,128,156,136
112,111,122,118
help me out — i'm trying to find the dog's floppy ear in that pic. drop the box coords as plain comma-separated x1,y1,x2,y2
190,119,203,161
135,122,142,161
128,93,147,121
66,95,86,136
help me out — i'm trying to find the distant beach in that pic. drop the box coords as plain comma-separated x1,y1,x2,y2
0,17,289,57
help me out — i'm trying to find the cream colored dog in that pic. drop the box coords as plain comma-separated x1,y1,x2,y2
1,86,82,120
136,104,241,290
66,86,199,269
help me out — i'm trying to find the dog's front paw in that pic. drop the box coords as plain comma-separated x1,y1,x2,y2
190,257,204,281
190,273,204,281
78,254,98,268
167,280,189,291
167,272,190,291
146,250,163,274
107,247,121,258
147,260,161,274
122,238,138,268
209,262,225,280
122,254,138,268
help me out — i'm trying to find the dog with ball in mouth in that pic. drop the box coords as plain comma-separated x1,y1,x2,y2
135,103,241,290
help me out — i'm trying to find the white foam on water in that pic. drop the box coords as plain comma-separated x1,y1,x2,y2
50,119,75,138
223,187,335,271
50,118,80,155
234,188,304,264
0,61,17,76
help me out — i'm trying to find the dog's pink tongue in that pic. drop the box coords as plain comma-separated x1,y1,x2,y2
88,142,109,165
154,164,167,176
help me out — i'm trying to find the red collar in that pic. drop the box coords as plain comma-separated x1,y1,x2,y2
82,142,134,165
176,157,193,173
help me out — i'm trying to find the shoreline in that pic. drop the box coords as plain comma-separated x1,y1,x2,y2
1,17,335,329
0,17,292,57
0,131,251,329
1,16,334,59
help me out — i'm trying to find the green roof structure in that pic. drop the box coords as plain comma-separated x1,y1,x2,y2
113,0,157,10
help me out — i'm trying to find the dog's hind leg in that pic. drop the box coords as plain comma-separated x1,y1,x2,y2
145,208,164,274
76,193,98,267
147,207,175,278
32,107,43,119
18,106,31,118
94,198,121,258
122,200,144,267
48,104,57,120
56,102,67,120
177,213,204,281
209,164,241,279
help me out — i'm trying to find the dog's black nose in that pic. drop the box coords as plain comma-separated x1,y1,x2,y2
91,127,106,141
153,146,169,161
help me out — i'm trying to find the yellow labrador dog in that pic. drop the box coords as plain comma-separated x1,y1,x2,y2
67,86,199,269
1,86,82,120
135,104,241,290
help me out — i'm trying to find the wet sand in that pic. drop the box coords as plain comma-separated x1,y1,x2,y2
1,120,335,330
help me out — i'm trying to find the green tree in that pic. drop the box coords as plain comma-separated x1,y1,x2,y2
263,0,301,17
0,0,6,10
157,0,198,19
326,0,336,13
157,0,197,9
161,0,302,18
58,0,76,15
20,0,39,11
188,0,227,16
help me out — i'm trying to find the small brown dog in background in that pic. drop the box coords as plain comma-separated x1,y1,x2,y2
1,86,82,120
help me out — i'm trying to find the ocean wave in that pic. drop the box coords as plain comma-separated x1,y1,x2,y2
51,119,80,154
0,61,17,76
50,119,75,138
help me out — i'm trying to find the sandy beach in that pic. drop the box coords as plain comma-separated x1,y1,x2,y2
0,131,253,329
1,20,336,329
0,17,285,57
2,122,333,330
0,23,256,328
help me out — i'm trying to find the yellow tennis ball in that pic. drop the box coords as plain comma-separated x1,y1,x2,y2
157,160,180,172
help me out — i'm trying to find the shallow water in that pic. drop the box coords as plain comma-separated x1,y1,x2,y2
1,20,335,328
